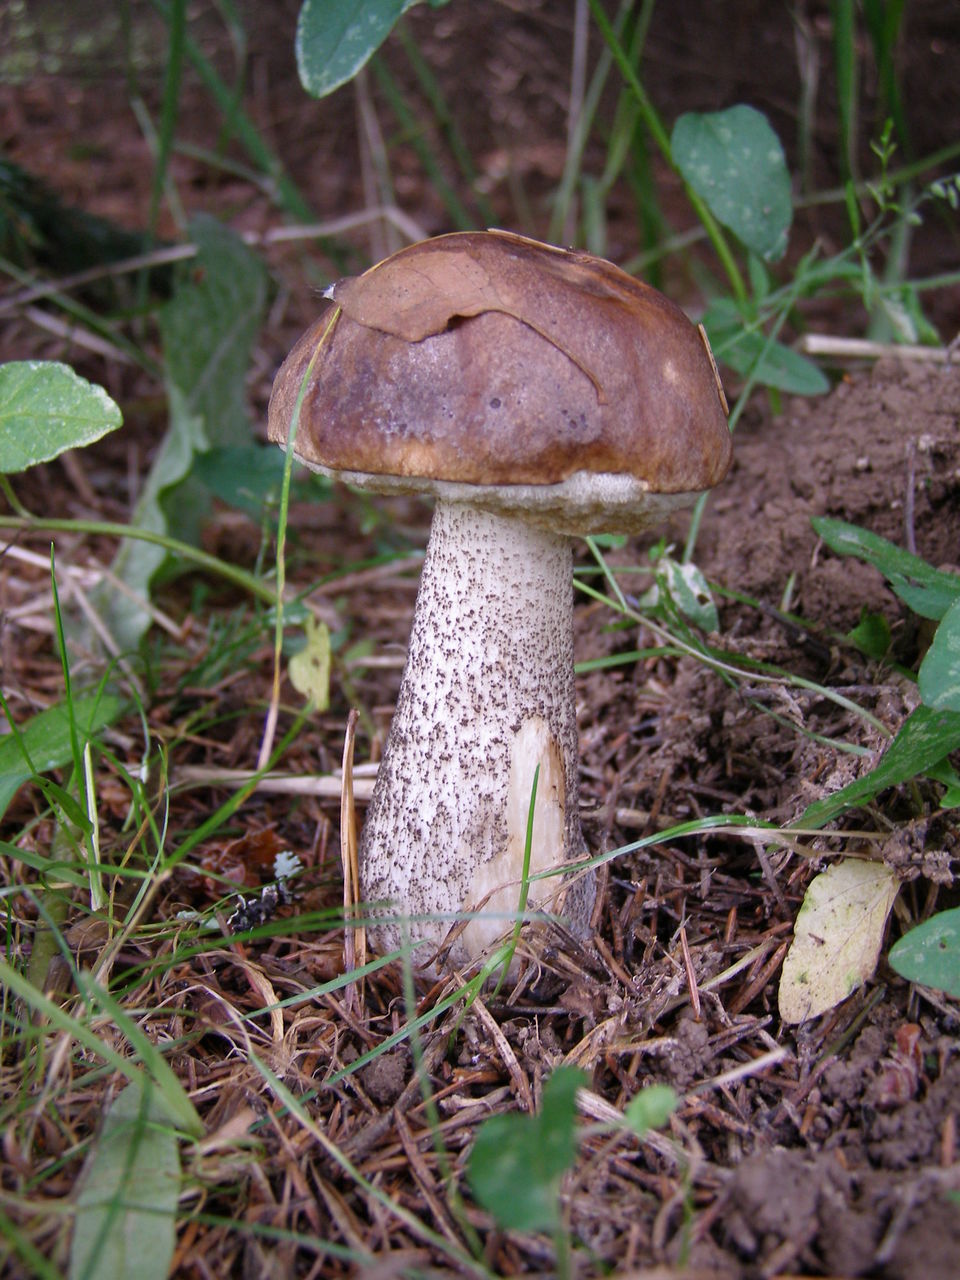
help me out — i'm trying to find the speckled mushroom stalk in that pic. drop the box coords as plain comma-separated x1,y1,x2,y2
359,500,586,967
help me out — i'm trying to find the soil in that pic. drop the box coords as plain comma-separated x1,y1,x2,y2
1,3,959,1278
701,359,960,635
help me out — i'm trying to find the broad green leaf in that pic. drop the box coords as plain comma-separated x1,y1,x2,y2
918,597,960,711
703,299,829,395
70,1079,181,1280
296,0,418,98
889,907,960,997
799,705,960,829
160,216,268,450
0,693,125,821
811,517,960,621
672,105,792,261
847,609,892,660
623,1084,677,1137
779,857,900,1023
288,616,331,711
93,387,207,653
927,757,960,807
192,444,288,516
467,1065,585,1232
93,217,267,650
0,361,121,474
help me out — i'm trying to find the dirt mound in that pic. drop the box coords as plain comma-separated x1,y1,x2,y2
700,357,960,636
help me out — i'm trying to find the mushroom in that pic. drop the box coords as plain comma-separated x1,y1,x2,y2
268,230,731,971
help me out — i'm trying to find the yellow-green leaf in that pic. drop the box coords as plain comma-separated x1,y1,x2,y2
779,858,900,1024
289,616,331,711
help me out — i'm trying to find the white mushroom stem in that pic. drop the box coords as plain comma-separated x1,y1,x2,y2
359,500,592,968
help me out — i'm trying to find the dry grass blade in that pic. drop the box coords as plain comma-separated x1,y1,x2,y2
472,997,533,1113
340,708,366,1014
174,765,377,799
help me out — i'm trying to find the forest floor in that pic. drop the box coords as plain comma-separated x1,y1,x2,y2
1,2,959,1277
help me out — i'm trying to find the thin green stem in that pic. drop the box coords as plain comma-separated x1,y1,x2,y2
150,0,313,223
683,255,814,562
0,474,29,518
0,515,278,606
831,0,859,186
259,309,338,768
574,571,891,739
554,1221,572,1280
587,0,747,303
147,0,187,240
371,57,475,231
492,763,539,997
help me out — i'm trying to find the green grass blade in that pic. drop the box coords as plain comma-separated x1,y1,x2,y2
831,0,858,183
150,0,313,221
0,960,203,1137
371,55,475,230
148,0,187,240
798,705,960,829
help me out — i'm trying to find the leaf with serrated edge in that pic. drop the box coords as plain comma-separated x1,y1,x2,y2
0,361,121,474
779,858,900,1024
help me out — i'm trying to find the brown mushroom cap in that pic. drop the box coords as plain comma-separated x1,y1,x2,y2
268,230,731,531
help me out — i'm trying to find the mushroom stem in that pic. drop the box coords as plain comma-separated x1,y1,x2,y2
360,500,592,968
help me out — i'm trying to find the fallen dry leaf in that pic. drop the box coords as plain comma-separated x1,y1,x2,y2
779,856,900,1024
